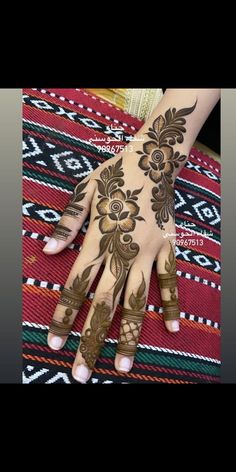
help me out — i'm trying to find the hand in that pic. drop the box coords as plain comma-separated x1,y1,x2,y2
42,99,200,384
43,136,182,383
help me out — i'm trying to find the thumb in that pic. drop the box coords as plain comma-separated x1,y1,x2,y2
43,177,96,255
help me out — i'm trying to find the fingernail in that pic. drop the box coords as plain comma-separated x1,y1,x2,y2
43,238,58,252
74,364,90,384
171,320,180,332
49,336,63,349
118,357,132,372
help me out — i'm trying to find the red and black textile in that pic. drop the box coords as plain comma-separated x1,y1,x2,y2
23,88,221,384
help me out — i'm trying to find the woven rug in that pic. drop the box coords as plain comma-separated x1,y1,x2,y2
22,88,221,384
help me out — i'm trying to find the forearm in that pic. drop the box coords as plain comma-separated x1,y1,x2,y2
139,89,220,145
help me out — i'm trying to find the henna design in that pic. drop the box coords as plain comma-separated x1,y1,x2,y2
138,102,197,229
49,319,73,336
64,203,84,219
93,158,144,306
117,273,146,357
52,224,72,241
59,264,93,314
64,180,88,218
79,301,112,369
49,265,93,336
158,242,180,321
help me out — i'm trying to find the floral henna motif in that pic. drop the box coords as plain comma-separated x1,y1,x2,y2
93,158,145,306
79,301,112,369
96,188,141,233
138,102,197,229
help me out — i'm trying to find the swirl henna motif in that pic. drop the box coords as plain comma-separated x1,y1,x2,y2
93,158,145,306
137,102,197,229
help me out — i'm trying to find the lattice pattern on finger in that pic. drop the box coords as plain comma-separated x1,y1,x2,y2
120,319,141,344
117,308,145,356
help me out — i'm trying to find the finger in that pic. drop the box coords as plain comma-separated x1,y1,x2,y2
72,255,129,383
157,240,180,333
43,178,96,255
47,234,104,350
114,260,152,373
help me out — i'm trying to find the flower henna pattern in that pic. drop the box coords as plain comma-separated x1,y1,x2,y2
139,143,174,184
93,158,145,306
96,188,140,233
79,301,112,369
138,102,197,229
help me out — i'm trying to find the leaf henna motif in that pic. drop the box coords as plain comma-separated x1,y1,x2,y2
93,158,144,307
138,101,197,229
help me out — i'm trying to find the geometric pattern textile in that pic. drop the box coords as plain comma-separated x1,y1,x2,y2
23,88,221,383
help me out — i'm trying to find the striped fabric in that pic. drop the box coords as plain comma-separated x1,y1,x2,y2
22,88,221,384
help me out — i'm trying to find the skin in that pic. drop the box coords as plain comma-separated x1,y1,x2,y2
43,89,220,384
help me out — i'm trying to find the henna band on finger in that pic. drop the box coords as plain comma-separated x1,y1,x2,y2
48,266,93,337
63,180,88,218
117,308,145,357
52,224,72,241
158,272,177,289
158,242,180,321
64,203,84,219
49,319,73,336
58,265,93,312
59,288,85,311
63,179,89,219
162,299,180,321
117,274,146,357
